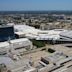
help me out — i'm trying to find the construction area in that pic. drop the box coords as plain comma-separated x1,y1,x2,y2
0,42,72,72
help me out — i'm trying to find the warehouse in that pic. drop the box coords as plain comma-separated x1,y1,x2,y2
0,42,9,55
13,24,72,44
14,24,40,35
14,24,66,40
0,38,33,55
10,38,33,53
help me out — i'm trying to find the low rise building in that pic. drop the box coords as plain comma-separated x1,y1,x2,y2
0,38,33,55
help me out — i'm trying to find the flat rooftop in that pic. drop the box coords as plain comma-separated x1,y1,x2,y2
0,25,13,28
0,56,31,72
60,31,72,39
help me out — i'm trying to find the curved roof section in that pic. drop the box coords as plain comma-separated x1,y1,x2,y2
14,25,40,34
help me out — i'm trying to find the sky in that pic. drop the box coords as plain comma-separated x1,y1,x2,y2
0,0,72,11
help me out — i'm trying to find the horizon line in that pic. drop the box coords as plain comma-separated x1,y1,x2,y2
0,10,72,11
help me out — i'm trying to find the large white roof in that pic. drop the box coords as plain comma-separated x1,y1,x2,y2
38,29,67,35
36,29,66,40
14,24,68,40
14,25,40,34
10,38,30,43
14,25,35,31
25,33,38,39
0,42,9,47
60,30,72,39
15,32,25,35
36,34,60,40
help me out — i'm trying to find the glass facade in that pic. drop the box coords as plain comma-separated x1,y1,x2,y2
0,26,15,42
